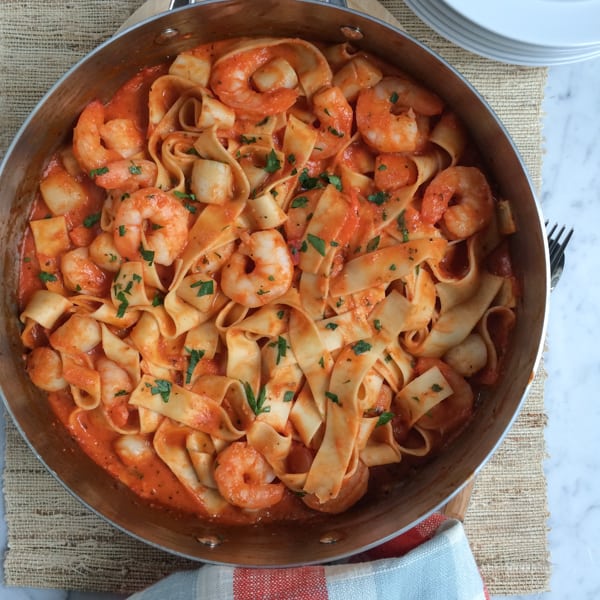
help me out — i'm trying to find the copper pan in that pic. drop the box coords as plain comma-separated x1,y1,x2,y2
0,0,549,566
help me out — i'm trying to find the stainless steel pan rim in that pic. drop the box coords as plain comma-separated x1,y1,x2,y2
0,0,549,566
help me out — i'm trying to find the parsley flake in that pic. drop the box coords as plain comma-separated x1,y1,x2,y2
190,279,214,297
376,411,394,427
38,271,57,283
276,335,288,365
150,379,172,402
397,209,410,242
366,235,381,253
264,149,282,173
352,340,372,355
291,196,309,208
367,191,389,206
243,381,271,415
185,348,205,384
307,233,326,257
139,245,155,265
325,391,340,404
89,166,109,178
83,212,101,228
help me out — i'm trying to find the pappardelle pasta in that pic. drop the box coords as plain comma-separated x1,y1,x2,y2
18,36,518,523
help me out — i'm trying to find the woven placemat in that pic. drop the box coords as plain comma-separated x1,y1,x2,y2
1,0,550,595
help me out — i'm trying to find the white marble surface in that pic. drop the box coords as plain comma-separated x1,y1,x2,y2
1,55,599,600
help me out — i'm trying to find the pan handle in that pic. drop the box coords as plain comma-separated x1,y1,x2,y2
169,0,348,9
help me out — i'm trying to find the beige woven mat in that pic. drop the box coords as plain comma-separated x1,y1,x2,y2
0,0,549,595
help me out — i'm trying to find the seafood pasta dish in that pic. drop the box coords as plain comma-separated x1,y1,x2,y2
18,36,518,523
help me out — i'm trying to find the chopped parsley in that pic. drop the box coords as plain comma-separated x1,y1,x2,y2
321,172,342,191
397,209,410,242
152,292,164,306
190,279,214,297
128,163,142,175
325,391,340,404
377,164,388,171
264,149,282,173
38,271,57,283
431,383,444,392
276,335,288,365
327,126,344,138
174,190,197,201
366,235,380,253
367,191,389,206
243,381,271,415
139,245,155,266
83,212,101,228
307,233,326,257
118,225,126,237
298,168,321,190
150,379,172,402
373,319,382,331
283,390,295,403
291,196,309,208
185,348,205,384
240,134,257,144
89,166,109,178
376,411,394,427
352,340,372,355
389,91,399,104
325,322,338,330
115,290,129,318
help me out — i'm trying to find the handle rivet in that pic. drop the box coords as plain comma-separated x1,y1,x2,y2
196,534,223,548
155,27,180,44
340,26,363,40
319,530,345,544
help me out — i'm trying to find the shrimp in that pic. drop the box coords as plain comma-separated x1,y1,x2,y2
310,85,353,160
73,100,122,173
73,100,144,174
61,247,111,296
92,159,157,192
220,229,294,308
356,77,444,153
99,118,144,159
210,46,299,115
213,441,285,510
26,347,68,392
420,166,494,240
113,187,189,266
302,459,368,514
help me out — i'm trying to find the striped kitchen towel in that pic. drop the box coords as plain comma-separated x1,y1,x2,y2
128,515,488,600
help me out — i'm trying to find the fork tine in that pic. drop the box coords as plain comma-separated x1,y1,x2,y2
548,225,574,273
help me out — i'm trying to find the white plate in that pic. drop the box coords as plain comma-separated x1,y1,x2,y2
444,0,600,48
404,0,600,65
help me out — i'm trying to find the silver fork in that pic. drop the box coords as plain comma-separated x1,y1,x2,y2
546,221,574,291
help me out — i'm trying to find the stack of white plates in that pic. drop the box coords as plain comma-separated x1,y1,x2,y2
403,0,600,66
